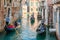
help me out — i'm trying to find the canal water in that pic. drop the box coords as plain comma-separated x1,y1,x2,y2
0,18,57,40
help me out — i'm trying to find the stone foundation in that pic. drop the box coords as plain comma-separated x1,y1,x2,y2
0,27,4,32
56,32,60,40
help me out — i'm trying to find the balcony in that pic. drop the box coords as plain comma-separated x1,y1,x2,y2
38,0,45,3
54,0,60,4
12,2,20,7
40,1,45,7
40,3,44,7
40,0,45,2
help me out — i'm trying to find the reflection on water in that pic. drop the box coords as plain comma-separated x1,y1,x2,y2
0,18,57,40
36,34,46,40
4,32,16,40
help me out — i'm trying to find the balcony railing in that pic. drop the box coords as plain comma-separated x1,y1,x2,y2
40,0,45,2
40,2,45,7
54,0,60,4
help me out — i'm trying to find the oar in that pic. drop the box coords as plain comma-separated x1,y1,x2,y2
14,26,19,34
15,27,19,35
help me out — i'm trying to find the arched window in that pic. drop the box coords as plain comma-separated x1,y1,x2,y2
10,0,12,3
8,8,10,17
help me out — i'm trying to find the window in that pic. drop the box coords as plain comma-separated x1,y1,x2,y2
39,8,42,12
39,8,40,11
10,0,12,3
0,20,2,26
31,8,33,11
41,8,42,12
36,2,38,6
4,7,7,9
8,8,10,17
36,8,38,11
27,6,29,12
31,2,34,6
0,0,1,9
20,0,22,3
4,0,5,5
54,11,57,23
31,0,34,1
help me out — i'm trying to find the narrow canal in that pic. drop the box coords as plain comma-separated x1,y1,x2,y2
0,18,57,40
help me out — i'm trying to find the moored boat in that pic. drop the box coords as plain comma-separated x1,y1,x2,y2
36,23,46,34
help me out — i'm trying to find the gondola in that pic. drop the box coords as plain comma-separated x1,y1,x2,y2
4,24,15,32
4,22,20,32
30,16,35,25
36,23,46,34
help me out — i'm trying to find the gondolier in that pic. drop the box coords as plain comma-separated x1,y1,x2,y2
30,13,35,25
5,17,10,25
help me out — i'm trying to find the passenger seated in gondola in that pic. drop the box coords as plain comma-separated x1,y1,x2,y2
14,21,18,27
4,23,15,31
7,24,15,29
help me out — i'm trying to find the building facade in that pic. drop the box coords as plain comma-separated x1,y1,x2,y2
53,0,60,40
22,4,27,19
29,0,39,22
0,0,21,32
40,0,54,28
0,0,5,32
